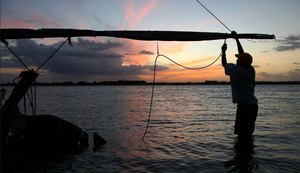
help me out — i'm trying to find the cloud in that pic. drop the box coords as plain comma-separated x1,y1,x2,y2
1,39,168,82
1,39,50,68
293,62,300,65
123,49,154,56
125,0,134,22
136,0,157,22
93,15,113,30
138,50,154,55
252,65,261,68
258,69,300,81
274,35,300,51
124,0,157,28
1,18,36,28
28,15,62,28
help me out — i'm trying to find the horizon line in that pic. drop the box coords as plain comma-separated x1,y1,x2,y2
1,80,300,86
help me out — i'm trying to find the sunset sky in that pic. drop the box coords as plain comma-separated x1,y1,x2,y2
1,0,300,83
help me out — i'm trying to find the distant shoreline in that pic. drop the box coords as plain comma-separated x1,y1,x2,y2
1,80,300,86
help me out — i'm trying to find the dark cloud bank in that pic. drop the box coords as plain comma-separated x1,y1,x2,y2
267,34,300,81
1,38,165,82
258,69,300,81
274,34,300,51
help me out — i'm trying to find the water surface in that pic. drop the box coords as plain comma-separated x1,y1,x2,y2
4,85,300,172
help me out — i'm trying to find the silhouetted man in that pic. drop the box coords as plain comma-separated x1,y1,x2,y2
221,31,258,139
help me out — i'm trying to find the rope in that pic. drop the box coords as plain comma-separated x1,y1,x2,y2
34,83,37,115
195,0,232,32
23,94,27,115
142,50,222,141
2,38,69,72
2,38,69,115
26,85,36,115
2,41,30,71
36,38,69,72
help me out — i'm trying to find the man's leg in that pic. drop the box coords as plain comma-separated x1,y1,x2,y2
234,103,258,137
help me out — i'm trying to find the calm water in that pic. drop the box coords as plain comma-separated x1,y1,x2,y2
3,85,300,172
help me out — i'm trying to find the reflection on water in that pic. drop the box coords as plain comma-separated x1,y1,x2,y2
225,136,258,173
2,85,300,172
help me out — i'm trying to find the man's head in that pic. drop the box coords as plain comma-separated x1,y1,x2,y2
235,53,252,66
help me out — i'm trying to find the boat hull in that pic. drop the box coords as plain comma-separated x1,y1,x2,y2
7,114,89,153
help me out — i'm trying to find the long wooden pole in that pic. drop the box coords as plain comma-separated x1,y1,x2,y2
1,28,275,41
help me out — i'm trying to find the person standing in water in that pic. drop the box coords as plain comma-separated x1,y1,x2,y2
221,31,258,139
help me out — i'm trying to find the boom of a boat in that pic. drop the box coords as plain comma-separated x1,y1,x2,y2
1,28,275,41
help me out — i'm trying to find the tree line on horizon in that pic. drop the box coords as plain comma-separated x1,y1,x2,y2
1,80,300,86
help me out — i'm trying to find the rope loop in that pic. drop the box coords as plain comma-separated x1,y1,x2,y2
142,46,223,141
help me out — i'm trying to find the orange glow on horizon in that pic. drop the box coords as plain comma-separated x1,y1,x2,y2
0,67,26,75
139,65,227,82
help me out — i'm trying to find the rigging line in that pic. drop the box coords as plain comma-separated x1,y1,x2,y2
36,38,69,72
142,54,158,141
26,90,35,115
30,85,36,115
156,41,160,55
195,0,232,32
34,82,37,115
158,53,221,70
0,52,1,80
23,94,27,115
142,51,222,141
2,41,30,71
